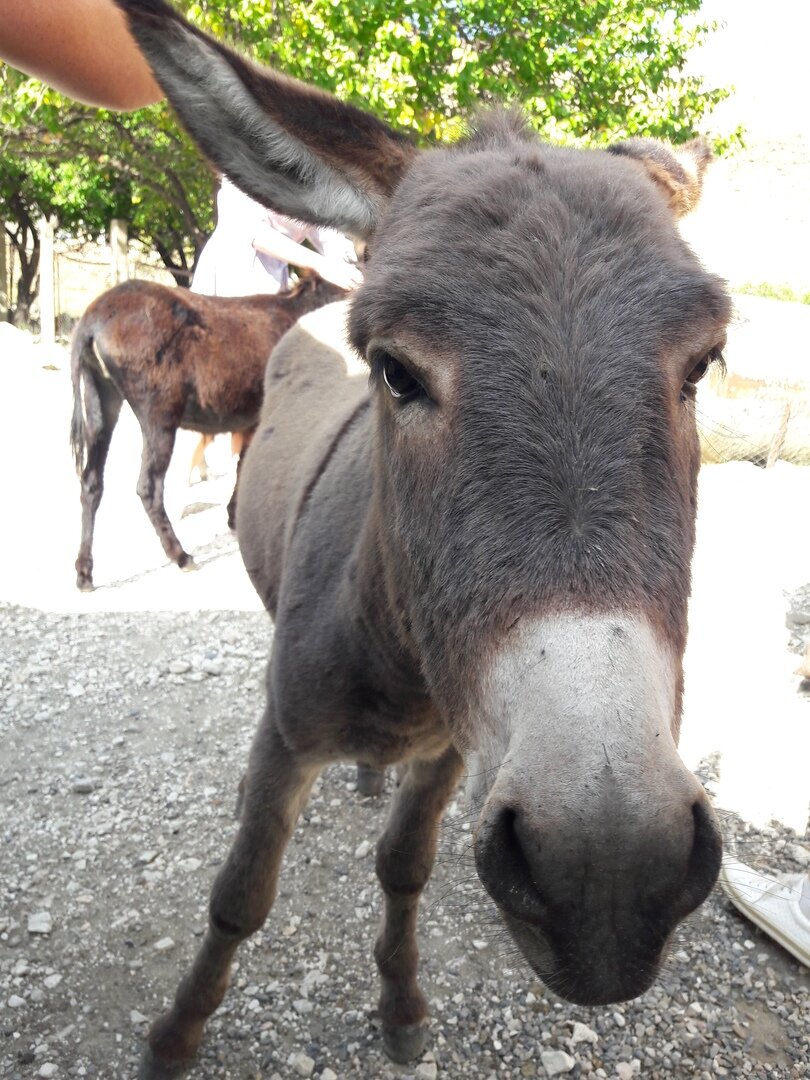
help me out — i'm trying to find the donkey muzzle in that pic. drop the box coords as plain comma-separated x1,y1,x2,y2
469,612,722,1004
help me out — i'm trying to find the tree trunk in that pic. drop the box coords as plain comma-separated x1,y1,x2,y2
38,215,56,344
0,225,8,321
110,219,129,284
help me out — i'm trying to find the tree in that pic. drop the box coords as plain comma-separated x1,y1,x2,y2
187,0,736,146
0,0,735,322
0,65,214,307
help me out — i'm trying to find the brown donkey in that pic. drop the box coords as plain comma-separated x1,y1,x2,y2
114,2,731,1076
70,274,345,590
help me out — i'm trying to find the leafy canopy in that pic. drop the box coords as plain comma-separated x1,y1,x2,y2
1,0,735,300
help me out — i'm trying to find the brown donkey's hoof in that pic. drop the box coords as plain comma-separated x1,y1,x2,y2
76,576,95,592
356,763,386,797
138,1046,193,1080
382,1021,430,1063
178,555,198,572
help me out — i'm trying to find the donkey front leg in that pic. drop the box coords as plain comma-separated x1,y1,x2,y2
136,422,195,570
141,715,321,1079
374,746,463,1063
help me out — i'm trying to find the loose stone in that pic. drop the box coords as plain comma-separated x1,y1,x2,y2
28,912,53,934
292,1052,315,1077
540,1050,576,1076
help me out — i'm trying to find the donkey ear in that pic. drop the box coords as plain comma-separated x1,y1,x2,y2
607,137,712,218
113,0,416,238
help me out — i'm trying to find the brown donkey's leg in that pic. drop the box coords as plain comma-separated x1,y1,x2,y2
140,713,321,1079
226,428,254,531
135,422,194,570
356,761,386,796
188,434,211,485
374,745,463,1062
75,378,123,591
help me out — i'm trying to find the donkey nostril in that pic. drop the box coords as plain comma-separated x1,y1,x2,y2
475,806,546,925
681,798,723,914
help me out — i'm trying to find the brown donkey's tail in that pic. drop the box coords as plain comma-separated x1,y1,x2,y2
70,319,98,474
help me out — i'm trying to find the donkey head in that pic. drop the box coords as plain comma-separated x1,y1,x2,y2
117,0,728,1005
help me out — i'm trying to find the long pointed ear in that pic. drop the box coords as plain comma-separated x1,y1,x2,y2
607,137,712,218
114,0,416,238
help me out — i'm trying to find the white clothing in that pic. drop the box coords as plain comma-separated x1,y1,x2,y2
191,177,355,297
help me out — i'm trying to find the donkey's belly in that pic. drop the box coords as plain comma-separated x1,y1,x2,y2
180,393,257,435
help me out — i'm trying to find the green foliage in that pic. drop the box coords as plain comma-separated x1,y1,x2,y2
1,0,737,317
0,64,214,292
736,282,810,306
185,0,735,146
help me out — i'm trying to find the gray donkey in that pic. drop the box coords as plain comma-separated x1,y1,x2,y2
113,2,731,1076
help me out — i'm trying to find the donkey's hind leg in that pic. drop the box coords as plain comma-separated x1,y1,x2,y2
75,378,123,591
226,427,254,531
135,422,194,570
374,745,463,1062
141,710,320,1078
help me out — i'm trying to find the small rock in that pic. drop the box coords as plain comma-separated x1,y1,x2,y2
416,1063,438,1080
570,1021,598,1045
8,994,26,1008
201,659,224,676
71,778,97,794
354,840,372,859
616,1064,635,1080
38,1066,58,1079
43,974,62,990
321,1070,338,1080
154,937,175,952
540,1050,575,1077
293,998,314,1014
292,1053,315,1078
167,660,191,675
472,939,487,950
179,858,202,873
130,1010,150,1025
28,911,53,935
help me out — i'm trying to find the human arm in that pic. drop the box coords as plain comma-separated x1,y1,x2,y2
0,0,162,110
252,221,363,291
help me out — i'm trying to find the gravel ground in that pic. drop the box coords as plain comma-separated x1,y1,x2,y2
1,338,808,1080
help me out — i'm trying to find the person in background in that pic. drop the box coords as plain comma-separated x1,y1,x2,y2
190,176,361,296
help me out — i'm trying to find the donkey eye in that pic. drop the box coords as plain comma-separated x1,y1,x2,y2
682,346,724,400
686,355,711,385
380,353,424,401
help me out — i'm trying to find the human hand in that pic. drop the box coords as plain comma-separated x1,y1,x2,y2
318,258,364,291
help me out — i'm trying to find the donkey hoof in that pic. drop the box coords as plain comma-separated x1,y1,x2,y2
178,555,198,572
76,576,95,592
138,1046,192,1079
356,763,386,797
382,1021,430,1063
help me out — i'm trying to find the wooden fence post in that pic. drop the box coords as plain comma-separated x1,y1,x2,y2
110,218,129,284
0,225,8,321
38,215,56,345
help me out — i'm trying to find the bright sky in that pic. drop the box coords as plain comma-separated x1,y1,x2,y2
689,0,810,138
